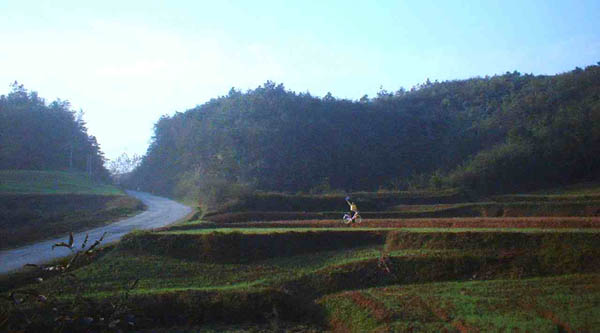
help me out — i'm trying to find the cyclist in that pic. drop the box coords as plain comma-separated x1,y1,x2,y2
345,196,359,222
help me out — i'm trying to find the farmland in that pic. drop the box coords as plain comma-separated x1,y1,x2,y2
0,170,123,196
0,170,144,249
1,185,600,331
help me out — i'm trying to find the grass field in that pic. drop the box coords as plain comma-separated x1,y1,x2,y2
0,170,124,195
0,170,144,249
319,274,600,332
2,184,600,331
2,226,599,331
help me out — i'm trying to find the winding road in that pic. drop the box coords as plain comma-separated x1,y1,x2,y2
0,191,192,274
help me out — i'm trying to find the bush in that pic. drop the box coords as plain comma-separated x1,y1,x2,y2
174,170,254,211
448,143,540,194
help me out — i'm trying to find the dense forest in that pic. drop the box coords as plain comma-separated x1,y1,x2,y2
0,82,110,180
128,64,600,201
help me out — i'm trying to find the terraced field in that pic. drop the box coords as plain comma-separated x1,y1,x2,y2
2,186,600,332
0,170,145,249
320,274,600,332
0,170,123,195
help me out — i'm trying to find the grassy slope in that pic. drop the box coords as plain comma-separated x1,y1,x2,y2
202,182,600,223
208,189,467,215
319,274,600,332
27,245,386,296
532,182,600,195
0,170,123,195
6,237,545,297
3,183,600,331
3,227,599,331
0,170,144,249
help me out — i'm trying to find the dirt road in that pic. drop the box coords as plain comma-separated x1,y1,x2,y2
0,191,192,274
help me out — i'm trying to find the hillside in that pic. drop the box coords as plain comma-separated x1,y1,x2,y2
0,170,123,195
0,170,144,249
128,64,600,204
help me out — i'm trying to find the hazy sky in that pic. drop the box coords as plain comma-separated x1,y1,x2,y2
2,0,599,161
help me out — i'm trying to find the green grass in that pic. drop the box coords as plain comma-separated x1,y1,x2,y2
4,227,600,331
11,244,386,313
25,245,481,299
22,226,600,298
319,274,600,332
0,194,145,249
0,170,145,249
4,183,600,331
0,170,123,195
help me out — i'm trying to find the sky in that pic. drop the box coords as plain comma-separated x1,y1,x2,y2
1,0,599,162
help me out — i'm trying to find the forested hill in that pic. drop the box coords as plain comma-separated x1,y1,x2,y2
129,64,600,199
0,82,110,180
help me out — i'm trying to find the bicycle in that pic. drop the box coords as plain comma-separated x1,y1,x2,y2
342,212,362,224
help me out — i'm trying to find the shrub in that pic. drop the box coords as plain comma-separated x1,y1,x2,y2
448,143,539,194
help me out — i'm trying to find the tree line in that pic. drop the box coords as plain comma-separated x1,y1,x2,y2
127,64,600,199
0,82,110,180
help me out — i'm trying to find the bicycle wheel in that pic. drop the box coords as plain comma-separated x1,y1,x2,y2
354,214,362,224
342,214,352,224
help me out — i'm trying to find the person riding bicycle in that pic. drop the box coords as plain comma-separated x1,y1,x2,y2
345,196,359,222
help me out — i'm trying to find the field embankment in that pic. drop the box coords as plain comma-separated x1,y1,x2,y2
0,170,145,249
3,228,598,331
202,186,600,224
0,194,144,249
0,170,122,195
209,189,468,215
2,185,600,331
119,229,386,263
319,273,600,332
176,217,600,231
